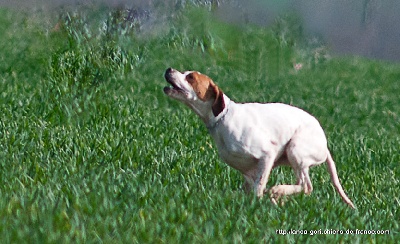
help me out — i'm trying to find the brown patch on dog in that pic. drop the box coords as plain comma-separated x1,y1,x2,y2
186,72,213,101
186,72,225,116
212,87,225,116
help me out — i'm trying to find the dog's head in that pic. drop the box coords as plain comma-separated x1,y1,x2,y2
163,68,225,122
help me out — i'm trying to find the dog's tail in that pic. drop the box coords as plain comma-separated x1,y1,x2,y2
326,151,356,208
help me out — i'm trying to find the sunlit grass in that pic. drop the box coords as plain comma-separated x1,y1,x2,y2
0,3,399,243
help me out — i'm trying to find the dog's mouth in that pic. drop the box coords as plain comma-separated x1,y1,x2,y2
163,68,185,95
163,79,182,93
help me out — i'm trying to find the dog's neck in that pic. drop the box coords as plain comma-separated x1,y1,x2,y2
205,94,231,130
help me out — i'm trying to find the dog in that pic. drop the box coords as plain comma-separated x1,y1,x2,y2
163,67,355,208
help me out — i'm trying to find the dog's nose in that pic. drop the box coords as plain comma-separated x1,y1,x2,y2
165,67,172,79
165,67,177,80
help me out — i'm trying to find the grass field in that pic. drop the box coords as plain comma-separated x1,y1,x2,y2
0,3,399,243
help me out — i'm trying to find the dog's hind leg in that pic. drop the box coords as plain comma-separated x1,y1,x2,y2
269,167,312,205
269,129,326,205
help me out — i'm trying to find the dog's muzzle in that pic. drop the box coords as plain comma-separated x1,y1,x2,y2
164,68,184,94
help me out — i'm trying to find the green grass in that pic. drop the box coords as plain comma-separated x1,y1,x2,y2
0,4,399,243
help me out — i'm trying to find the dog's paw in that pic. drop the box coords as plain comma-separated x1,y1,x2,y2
269,185,302,206
269,186,285,206
270,194,287,207
270,185,302,196
269,185,287,197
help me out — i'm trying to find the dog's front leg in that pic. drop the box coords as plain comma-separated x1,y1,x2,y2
242,176,253,194
254,155,275,197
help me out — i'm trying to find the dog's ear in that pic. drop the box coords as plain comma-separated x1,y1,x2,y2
212,86,225,117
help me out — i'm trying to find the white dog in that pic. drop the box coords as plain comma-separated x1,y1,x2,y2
163,68,355,208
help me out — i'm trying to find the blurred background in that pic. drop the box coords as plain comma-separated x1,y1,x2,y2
1,0,399,62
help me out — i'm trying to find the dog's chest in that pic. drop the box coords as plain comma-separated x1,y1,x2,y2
209,123,270,173
212,137,258,173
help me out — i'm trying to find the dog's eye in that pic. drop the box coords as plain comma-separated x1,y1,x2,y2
186,73,194,83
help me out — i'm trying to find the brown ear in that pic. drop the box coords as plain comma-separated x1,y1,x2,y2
212,86,225,117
